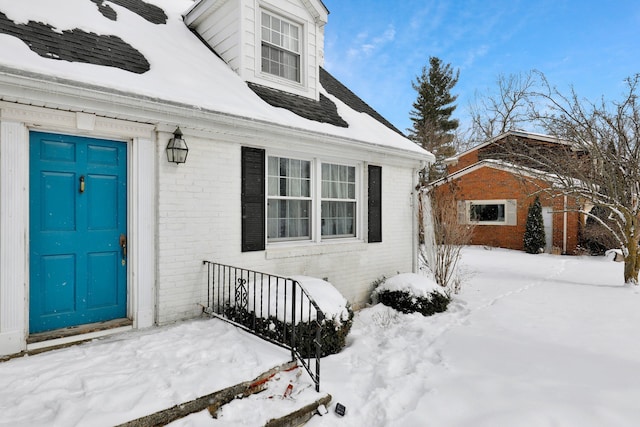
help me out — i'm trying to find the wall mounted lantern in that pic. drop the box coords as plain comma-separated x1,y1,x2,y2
166,127,188,164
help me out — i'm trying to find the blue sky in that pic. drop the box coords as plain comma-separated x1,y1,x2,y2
322,0,640,135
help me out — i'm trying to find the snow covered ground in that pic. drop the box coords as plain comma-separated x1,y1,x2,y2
3,247,640,426
304,247,640,427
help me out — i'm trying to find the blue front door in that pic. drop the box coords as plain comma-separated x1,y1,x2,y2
29,132,128,334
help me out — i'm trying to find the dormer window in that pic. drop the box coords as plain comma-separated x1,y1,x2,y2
261,11,301,83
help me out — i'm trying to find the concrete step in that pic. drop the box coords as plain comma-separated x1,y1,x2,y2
117,361,331,426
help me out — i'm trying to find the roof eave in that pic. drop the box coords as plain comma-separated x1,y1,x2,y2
0,65,430,163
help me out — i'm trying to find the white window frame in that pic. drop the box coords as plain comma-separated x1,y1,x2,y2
267,156,312,241
266,154,362,244
461,199,517,226
321,162,357,239
260,10,302,83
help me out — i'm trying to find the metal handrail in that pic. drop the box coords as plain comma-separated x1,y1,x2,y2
202,260,324,392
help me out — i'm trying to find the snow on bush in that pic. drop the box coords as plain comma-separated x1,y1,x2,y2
374,273,448,299
372,273,451,316
225,275,353,357
292,276,351,325
224,276,348,325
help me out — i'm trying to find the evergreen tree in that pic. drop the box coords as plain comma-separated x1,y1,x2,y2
409,56,460,182
523,196,546,254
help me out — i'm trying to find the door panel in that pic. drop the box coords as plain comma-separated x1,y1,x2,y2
87,252,119,308
30,132,127,334
41,254,76,315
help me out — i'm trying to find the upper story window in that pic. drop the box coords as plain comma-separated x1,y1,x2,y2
261,11,301,82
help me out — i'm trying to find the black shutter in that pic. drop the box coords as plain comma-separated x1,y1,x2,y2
368,165,382,243
241,147,265,252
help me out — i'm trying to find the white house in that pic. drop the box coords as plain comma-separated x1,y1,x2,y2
0,0,433,357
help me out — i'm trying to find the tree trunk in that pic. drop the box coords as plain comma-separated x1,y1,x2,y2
624,216,640,285
624,244,640,284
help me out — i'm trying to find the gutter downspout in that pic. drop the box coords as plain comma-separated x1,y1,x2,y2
413,161,429,274
563,195,568,254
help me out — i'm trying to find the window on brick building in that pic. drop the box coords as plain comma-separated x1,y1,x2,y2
459,199,517,225
471,203,505,222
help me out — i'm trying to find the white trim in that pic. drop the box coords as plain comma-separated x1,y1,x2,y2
130,137,157,329
0,74,431,163
0,120,28,356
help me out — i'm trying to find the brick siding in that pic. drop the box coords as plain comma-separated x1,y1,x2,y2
436,166,581,253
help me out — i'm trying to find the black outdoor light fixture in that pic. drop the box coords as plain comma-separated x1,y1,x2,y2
166,127,188,164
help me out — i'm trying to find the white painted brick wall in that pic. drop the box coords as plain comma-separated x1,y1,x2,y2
156,131,420,324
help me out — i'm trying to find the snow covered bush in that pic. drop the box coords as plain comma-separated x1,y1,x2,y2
524,196,546,254
224,276,353,358
372,273,451,316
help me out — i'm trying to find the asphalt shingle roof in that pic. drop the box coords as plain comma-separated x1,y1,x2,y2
91,0,167,24
247,81,349,128
0,3,153,74
0,0,405,138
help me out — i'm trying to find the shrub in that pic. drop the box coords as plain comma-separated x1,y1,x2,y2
225,305,353,358
580,205,619,255
222,276,353,358
524,196,545,254
371,273,451,316
375,290,450,316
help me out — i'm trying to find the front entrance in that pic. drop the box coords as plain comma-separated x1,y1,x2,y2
29,132,128,334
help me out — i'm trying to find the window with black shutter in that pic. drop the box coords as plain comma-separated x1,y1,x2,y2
368,165,382,243
241,147,266,252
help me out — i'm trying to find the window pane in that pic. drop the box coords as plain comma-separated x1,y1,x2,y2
470,204,505,222
348,182,355,199
322,201,355,237
268,199,311,240
321,164,355,200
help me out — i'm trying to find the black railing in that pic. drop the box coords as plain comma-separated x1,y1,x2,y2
202,261,324,392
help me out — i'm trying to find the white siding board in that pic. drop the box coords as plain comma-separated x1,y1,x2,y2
191,0,243,77
0,120,28,355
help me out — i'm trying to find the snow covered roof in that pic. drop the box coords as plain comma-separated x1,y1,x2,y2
0,0,431,160
428,159,557,188
445,130,575,164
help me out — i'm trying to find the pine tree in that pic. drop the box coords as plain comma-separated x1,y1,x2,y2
524,196,546,254
409,56,460,182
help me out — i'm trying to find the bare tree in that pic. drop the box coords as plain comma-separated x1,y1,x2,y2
468,71,539,144
419,184,475,295
519,73,640,284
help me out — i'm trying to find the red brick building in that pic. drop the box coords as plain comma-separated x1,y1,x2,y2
431,130,584,254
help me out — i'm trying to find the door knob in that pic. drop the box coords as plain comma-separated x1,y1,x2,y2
119,234,127,266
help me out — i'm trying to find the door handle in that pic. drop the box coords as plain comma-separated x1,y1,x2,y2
79,175,85,193
119,234,127,265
